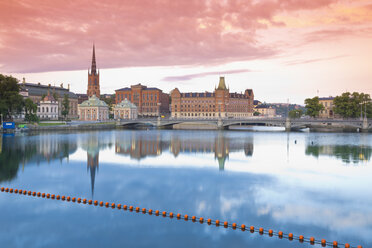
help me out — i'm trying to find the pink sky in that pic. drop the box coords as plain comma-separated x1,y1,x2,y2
0,0,371,104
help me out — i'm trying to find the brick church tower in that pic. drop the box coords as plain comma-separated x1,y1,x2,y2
87,44,100,97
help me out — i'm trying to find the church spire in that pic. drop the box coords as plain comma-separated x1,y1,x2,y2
91,44,97,75
217,76,227,90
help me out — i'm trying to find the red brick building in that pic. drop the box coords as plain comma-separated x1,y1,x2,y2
115,84,169,117
87,45,100,98
170,77,254,119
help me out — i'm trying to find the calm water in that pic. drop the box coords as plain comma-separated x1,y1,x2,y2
0,129,371,248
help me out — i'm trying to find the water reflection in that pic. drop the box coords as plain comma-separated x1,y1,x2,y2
0,134,77,182
306,145,372,164
115,131,254,170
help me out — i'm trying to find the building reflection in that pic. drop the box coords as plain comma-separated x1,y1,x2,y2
306,144,372,164
115,131,254,170
79,132,112,197
0,134,77,183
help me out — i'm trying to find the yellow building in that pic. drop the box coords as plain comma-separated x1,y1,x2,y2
78,95,109,121
254,104,276,117
319,97,336,118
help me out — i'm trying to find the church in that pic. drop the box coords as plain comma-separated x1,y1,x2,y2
78,45,109,121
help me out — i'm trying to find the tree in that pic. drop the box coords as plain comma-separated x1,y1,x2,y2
253,111,260,116
288,109,303,119
61,94,70,120
24,98,39,123
304,97,324,117
0,74,24,121
333,92,372,118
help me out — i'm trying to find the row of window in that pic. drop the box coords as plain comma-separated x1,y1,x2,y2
38,106,58,113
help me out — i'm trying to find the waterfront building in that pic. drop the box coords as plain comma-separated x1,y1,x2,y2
78,95,109,121
319,97,337,118
115,84,169,117
37,91,59,120
20,81,78,119
170,77,254,119
87,45,100,98
254,104,276,117
77,93,88,104
113,98,138,120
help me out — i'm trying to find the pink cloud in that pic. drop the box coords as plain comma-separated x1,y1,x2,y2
0,0,356,73
162,69,255,81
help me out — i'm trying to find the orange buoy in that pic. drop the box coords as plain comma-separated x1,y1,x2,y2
288,233,293,240
333,241,338,247
162,211,167,217
117,204,121,209
250,226,254,233
123,205,128,210
56,195,60,200
83,199,87,204
357,246,363,248
169,212,174,218
321,239,326,246
47,194,51,198
5,188,9,192
0,187,4,191
18,189,22,194
268,229,273,237
142,208,146,213
184,214,188,221
278,231,283,238
51,194,55,199
10,189,14,193
199,217,204,223
136,207,140,212
94,200,98,205
177,213,181,219
88,200,92,205
310,237,315,245
99,201,104,206
148,209,153,214
31,192,35,196
192,216,196,222
224,221,228,228
215,220,220,226
28,191,32,195
62,196,65,200
259,227,264,235
129,206,134,211
23,190,27,195
111,203,115,208
299,235,304,242
77,198,81,203
241,224,246,231
15,189,19,193
207,219,212,225
155,210,159,216
344,244,350,248
67,196,71,201
37,192,41,197
72,197,77,202
232,223,237,229
105,202,109,207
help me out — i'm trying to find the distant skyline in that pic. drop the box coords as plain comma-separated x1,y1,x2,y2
0,0,371,104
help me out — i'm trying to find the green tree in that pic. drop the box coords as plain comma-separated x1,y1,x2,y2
288,109,303,119
61,94,70,120
333,92,372,118
304,97,324,117
0,74,24,121
24,98,39,123
253,111,260,116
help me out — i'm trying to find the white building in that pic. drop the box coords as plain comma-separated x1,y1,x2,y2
37,92,59,120
78,95,109,121
114,98,138,120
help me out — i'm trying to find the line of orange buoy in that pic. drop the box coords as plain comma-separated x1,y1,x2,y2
0,186,362,248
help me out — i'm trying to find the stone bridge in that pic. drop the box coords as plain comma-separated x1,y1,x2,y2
118,117,372,132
